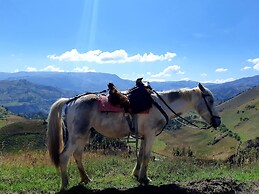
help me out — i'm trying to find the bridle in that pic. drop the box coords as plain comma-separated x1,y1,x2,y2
201,93,221,127
152,89,220,133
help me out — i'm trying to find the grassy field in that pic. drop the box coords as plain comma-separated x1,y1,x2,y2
218,86,259,143
0,150,259,193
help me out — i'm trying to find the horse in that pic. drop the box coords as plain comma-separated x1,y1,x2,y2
47,83,221,190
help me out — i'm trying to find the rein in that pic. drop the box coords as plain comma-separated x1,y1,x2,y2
152,89,212,130
152,101,169,136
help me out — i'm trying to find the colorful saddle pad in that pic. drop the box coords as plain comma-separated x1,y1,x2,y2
98,94,124,112
98,94,150,113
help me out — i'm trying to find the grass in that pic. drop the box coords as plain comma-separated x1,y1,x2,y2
220,97,259,142
0,150,259,193
152,134,167,152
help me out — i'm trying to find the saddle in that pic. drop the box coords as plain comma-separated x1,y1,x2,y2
107,78,153,114
108,83,131,112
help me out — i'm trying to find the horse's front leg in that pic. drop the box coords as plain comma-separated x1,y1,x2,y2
138,134,155,185
132,139,144,178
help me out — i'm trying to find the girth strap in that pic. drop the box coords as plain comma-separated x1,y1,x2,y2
125,114,135,133
125,114,139,158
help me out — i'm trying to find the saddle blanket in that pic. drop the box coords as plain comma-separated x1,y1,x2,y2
98,94,150,113
98,94,124,112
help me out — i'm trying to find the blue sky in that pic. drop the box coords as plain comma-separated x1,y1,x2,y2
1,0,259,83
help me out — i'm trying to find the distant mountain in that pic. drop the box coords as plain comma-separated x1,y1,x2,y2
0,72,134,92
0,72,202,92
0,79,76,116
207,75,259,103
0,72,258,116
149,80,199,91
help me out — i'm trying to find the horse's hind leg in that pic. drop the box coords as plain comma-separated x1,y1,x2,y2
73,140,91,184
59,142,77,190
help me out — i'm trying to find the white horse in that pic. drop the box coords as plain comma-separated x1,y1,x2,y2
47,83,221,190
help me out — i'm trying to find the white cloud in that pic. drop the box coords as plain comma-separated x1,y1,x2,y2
26,65,64,72
164,52,177,61
248,58,259,64
121,72,145,81
254,64,259,71
48,49,176,64
248,58,259,71
176,70,185,75
201,73,207,77
203,77,235,84
241,66,251,71
26,67,38,72
181,77,190,81
215,68,228,72
150,65,181,78
72,66,96,72
145,78,166,82
41,65,65,72
25,65,97,73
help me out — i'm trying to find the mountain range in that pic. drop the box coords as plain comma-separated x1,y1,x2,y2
0,72,258,116
0,79,76,117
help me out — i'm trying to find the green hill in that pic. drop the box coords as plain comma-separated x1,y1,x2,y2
156,86,259,161
217,86,259,142
0,119,46,152
0,106,27,127
0,107,46,152
0,79,76,117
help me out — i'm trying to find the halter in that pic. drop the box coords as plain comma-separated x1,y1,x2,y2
201,93,221,127
153,89,219,131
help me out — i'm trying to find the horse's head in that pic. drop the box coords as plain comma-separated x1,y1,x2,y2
194,83,221,128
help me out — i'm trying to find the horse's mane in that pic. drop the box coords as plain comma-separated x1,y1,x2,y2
157,86,212,103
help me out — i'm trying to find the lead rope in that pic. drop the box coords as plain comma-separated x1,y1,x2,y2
152,101,169,136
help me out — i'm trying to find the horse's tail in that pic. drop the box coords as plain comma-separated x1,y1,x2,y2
47,98,70,168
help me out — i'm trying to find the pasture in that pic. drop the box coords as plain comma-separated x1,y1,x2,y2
0,139,259,193
0,151,256,193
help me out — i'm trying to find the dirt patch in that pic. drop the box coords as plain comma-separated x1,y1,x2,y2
181,178,247,194
60,179,257,194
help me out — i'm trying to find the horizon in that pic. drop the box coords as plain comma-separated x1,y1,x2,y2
1,1,259,83
0,70,258,85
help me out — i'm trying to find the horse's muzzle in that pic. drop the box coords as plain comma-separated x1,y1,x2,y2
211,116,221,128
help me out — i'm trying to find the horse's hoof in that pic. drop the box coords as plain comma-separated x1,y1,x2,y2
138,177,152,185
132,173,139,179
59,187,67,193
80,177,92,185
132,169,139,178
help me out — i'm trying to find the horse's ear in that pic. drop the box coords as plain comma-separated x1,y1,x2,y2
198,83,206,94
